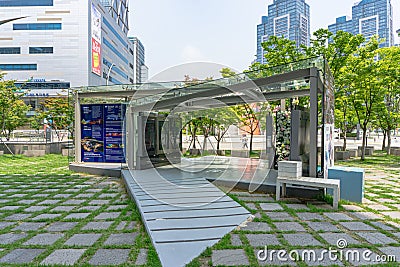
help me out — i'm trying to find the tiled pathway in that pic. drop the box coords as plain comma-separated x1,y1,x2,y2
0,173,155,266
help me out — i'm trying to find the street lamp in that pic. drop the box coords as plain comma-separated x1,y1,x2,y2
106,63,115,86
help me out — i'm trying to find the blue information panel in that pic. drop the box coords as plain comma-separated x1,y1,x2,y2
81,104,125,163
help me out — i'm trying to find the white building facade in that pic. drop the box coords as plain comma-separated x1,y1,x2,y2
0,0,134,87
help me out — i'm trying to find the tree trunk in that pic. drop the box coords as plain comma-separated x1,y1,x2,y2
249,133,254,156
382,130,387,151
387,130,391,153
361,126,367,161
343,131,347,151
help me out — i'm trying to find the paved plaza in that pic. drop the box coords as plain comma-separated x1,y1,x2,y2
0,173,154,266
0,156,399,266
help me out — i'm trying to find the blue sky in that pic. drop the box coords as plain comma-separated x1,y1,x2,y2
129,0,400,81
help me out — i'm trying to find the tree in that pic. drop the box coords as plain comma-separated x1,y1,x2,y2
342,37,382,160
0,75,29,141
220,68,236,78
36,97,74,141
374,46,400,152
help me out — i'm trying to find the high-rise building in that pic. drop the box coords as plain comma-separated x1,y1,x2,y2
0,0,135,87
328,0,394,47
256,0,310,64
129,37,148,84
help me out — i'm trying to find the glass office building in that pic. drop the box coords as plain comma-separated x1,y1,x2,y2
256,0,310,64
328,0,394,47
129,37,148,84
0,0,135,87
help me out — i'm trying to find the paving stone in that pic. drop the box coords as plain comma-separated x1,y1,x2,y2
104,233,137,245
82,221,113,230
94,212,121,220
296,212,325,221
274,222,306,232
230,234,242,246
135,248,148,265
265,212,295,221
41,249,86,266
370,221,397,231
283,233,322,246
323,212,354,221
393,232,400,239
38,199,60,205
32,194,50,198
116,221,127,230
88,249,130,265
340,222,376,231
4,213,31,221
65,233,102,246
0,249,45,264
244,203,257,210
51,206,76,212
126,221,136,230
298,248,344,266
74,193,94,198
342,205,364,211
0,222,15,230
246,234,280,247
0,199,10,203
86,188,102,193
13,222,46,231
17,199,37,205
9,194,27,198
259,203,284,211
52,194,72,199
64,213,91,220
106,205,128,211
65,189,80,193
352,212,383,220
212,249,249,266
382,211,400,219
89,199,111,205
368,204,392,211
319,233,360,245
24,206,49,212
63,199,86,205
98,193,118,198
32,214,62,221
0,233,28,244
24,233,64,245
77,205,101,211
355,232,397,245
46,222,78,232
241,222,271,232
306,221,340,232
285,203,310,210
0,206,21,211
378,247,400,263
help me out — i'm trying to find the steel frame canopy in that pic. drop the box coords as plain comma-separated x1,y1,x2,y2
73,56,334,178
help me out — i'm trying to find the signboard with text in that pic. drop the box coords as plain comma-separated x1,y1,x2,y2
91,3,102,76
81,104,125,163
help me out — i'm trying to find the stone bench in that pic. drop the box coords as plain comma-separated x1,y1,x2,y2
335,151,350,161
276,176,340,209
347,149,358,158
389,148,400,156
23,150,46,157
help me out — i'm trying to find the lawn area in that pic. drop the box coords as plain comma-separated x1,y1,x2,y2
0,154,160,266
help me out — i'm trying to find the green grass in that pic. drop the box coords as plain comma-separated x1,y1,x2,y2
0,154,71,175
336,150,400,169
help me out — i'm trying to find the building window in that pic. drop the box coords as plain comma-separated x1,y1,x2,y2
0,47,21,54
0,0,53,7
29,47,53,54
103,38,129,64
102,18,128,48
13,23,61,30
0,64,37,71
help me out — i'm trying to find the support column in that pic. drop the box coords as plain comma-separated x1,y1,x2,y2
74,91,81,162
309,68,319,178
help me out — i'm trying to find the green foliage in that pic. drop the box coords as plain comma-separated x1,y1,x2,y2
35,97,74,141
220,67,236,78
0,75,30,140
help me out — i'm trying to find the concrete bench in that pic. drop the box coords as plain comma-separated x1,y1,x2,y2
276,176,340,209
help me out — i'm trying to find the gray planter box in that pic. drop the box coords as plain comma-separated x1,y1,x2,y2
335,151,350,161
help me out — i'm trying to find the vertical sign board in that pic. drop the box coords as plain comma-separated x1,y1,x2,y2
91,3,102,76
81,104,126,163
323,63,335,178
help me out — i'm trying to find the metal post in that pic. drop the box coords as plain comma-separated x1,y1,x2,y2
106,63,115,86
74,91,81,162
309,68,319,178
